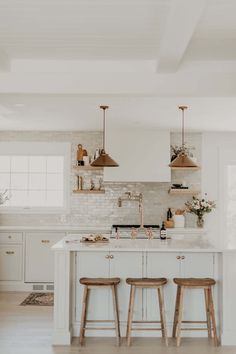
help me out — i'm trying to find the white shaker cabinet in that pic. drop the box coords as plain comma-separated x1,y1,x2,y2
76,251,110,321
146,252,215,324
109,251,143,322
0,245,22,281
75,251,143,324
103,126,170,182
0,232,23,281
25,232,65,283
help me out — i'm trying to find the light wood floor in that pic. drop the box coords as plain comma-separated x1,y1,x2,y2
0,292,235,354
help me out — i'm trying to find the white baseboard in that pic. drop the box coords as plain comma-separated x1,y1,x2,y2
0,282,53,292
52,329,72,345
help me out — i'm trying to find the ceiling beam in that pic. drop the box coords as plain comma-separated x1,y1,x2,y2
157,0,208,73
0,49,10,71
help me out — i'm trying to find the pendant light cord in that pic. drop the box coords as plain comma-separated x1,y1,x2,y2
100,105,109,153
179,105,187,151
103,107,105,151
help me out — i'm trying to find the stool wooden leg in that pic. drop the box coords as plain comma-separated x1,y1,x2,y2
208,287,218,346
158,286,168,346
79,285,89,345
172,285,181,338
204,288,212,338
111,284,121,346
176,286,184,347
126,285,136,346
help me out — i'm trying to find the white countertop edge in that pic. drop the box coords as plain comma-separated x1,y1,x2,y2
54,247,221,253
0,226,111,232
0,226,206,233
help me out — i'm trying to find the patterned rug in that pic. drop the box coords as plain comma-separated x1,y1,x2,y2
20,292,54,306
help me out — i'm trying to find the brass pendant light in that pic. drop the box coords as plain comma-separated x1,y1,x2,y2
169,106,198,168
91,105,119,167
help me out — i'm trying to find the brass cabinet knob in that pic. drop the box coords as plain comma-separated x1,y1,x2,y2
110,255,114,259
176,256,181,260
6,251,14,255
105,255,110,259
8,235,12,239
41,240,50,243
181,256,185,260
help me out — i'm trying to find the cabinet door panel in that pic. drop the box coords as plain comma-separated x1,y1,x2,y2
25,232,65,282
146,252,180,323
0,245,22,281
76,252,110,321
109,251,143,321
181,252,214,322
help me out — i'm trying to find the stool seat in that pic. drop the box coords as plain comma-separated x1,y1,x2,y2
126,277,167,287
80,277,120,286
173,277,216,287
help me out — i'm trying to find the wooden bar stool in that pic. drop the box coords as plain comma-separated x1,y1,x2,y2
126,277,168,346
79,277,121,346
172,278,218,347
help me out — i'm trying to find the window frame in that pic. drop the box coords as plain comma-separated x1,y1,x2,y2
0,142,71,214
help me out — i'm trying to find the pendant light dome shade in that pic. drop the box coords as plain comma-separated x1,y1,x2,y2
169,106,198,168
91,106,119,167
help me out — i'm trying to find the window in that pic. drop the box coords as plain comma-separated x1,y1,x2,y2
0,142,70,213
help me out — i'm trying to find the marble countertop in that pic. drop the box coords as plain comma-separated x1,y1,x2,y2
52,236,220,253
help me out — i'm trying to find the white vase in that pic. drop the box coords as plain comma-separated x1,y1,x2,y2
173,214,185,228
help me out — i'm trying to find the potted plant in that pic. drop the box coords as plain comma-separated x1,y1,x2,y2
185,195,216,228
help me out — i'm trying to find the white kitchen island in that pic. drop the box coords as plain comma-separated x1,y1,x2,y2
52,234,230,345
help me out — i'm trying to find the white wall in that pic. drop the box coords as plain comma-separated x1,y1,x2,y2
202,132,236,247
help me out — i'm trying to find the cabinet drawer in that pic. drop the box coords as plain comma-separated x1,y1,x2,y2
0,232,23,244
0,245,22,281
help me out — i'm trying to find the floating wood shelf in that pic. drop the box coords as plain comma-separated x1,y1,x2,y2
170,166,200,171
73,189,105,194
73,166,104,171
169,189,200,195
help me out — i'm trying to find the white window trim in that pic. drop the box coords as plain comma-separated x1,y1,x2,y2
0,142,71,214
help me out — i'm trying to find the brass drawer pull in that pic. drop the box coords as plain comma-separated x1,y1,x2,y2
41,240,50,244
181,256,185,260
176,256,181,260
105,255,110,259
6,251,15,255
110,255,114,259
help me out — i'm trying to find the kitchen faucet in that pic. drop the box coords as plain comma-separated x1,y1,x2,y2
118,192,144,229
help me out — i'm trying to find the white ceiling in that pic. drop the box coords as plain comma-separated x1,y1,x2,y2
0,0,170,60
0,0,236,131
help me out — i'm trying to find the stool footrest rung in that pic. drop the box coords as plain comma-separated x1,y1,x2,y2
132,320,161,324
181,327,209,331
86,320,114,323
131,328,162,331
85,327,116,330
182,320,207,324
